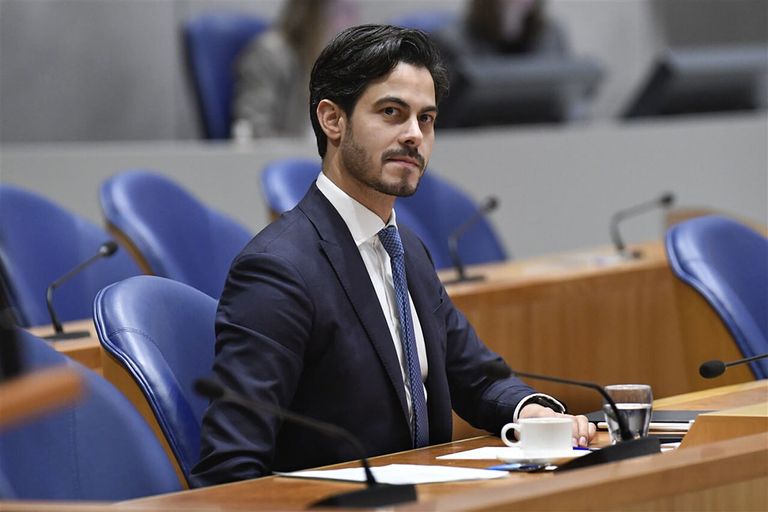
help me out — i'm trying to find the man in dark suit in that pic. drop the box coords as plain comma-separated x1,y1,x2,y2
192,24,594,487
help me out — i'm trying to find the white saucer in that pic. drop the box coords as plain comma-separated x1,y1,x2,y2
495,447,591,465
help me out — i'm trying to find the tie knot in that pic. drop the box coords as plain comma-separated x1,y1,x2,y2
378,225,404,259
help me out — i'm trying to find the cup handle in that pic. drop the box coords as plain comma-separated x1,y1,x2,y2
501,423,522,447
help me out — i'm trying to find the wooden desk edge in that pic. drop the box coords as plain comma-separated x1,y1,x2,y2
397,432,768,512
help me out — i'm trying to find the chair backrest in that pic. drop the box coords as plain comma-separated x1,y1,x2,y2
0,184,140,327
93,275,218,485
396,172,507,269
100,170,253,299
261,158,321,218
183,11,270,139
259,159,506,269
665,215,768,379
0,330,181,500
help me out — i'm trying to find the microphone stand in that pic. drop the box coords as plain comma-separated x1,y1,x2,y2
194,379,417,508
44,242,118,341
443,197,498,285
505,368,660,471
610,192,675,260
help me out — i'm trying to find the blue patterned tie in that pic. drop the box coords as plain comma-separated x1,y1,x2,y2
378,225,429,448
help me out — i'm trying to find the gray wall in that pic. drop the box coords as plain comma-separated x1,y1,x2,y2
2,115,765,259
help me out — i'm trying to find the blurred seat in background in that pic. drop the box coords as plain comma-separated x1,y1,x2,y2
99,170,253,299
261,158,320,219
93,275,217,486
184,11,270,139
397,172,507,269
622,45,768,119
0,184,140,327
260,159,506,269
0,329,182,499
666,215,768,379
389,9,458,33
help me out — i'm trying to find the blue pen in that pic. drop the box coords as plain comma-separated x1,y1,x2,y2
487,463,546,472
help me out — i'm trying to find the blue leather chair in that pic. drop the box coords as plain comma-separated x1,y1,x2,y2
666,215,768,379
397,172,507,269
184,12,270,139
259,159,506,269
0,330,181,500
100,170,253,299
93,275,217,485
261,158,320,218
0,184,140,327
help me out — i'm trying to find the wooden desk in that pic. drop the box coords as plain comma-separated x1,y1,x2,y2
25,241,753,443
441,241,753,438
27,320,103,374
115,381,767,511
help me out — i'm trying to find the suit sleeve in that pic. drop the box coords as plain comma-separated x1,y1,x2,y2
441,291,538,435
190,250,313,487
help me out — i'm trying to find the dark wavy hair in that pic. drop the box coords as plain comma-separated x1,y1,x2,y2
309,24,449,157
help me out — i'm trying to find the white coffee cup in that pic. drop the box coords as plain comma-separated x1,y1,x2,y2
501,417,573,453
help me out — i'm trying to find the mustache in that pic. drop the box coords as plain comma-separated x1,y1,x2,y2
381,147,425,169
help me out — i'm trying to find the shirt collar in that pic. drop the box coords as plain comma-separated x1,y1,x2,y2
316,172,397,247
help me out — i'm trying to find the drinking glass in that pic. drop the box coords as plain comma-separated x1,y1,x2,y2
603,384,653,444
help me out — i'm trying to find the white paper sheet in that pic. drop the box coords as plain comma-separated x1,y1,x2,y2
436,447,508,460
277,463,508,484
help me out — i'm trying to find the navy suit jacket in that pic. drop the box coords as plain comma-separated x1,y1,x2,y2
191,185,535,486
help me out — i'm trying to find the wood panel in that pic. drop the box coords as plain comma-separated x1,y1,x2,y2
26,241,755,444
116,380,768,511
0,367,82,429
27,320,103,374
441,241,753,439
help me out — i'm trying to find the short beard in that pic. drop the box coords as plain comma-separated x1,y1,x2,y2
340,125,421,198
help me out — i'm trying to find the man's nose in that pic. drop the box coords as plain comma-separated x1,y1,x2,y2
398,116,423,147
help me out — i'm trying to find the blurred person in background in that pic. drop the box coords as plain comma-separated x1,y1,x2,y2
440,0,566,57
432,0,568,125
231,0,357,139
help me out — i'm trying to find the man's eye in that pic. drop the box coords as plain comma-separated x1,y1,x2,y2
419,114,435,124
383,107,397,116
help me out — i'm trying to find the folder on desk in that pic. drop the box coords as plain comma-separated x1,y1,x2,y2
586,410,712,432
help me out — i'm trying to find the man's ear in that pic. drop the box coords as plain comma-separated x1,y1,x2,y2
316,99,346,144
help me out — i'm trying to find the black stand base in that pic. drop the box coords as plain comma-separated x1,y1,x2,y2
43,330,91,341
557,436,661,472
311,484,417,508
442,274,485,286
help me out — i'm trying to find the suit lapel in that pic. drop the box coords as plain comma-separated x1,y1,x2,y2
299,186,411,423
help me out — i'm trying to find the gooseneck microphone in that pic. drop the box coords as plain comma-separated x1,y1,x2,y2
194,378,417,509
699,353,768,378
444,196,499,285
610,192,675,259
483,360,660,471
44,241,119,341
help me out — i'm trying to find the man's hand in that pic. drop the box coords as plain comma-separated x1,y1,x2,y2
519,403,596,448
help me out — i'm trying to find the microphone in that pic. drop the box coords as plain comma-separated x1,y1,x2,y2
44,241,119,341
610,192,675,259
483,360,660,471
194,378,417,509
699,353,768,378
444,196,499,285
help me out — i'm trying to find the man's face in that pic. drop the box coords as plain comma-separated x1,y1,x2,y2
339,62,437,198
